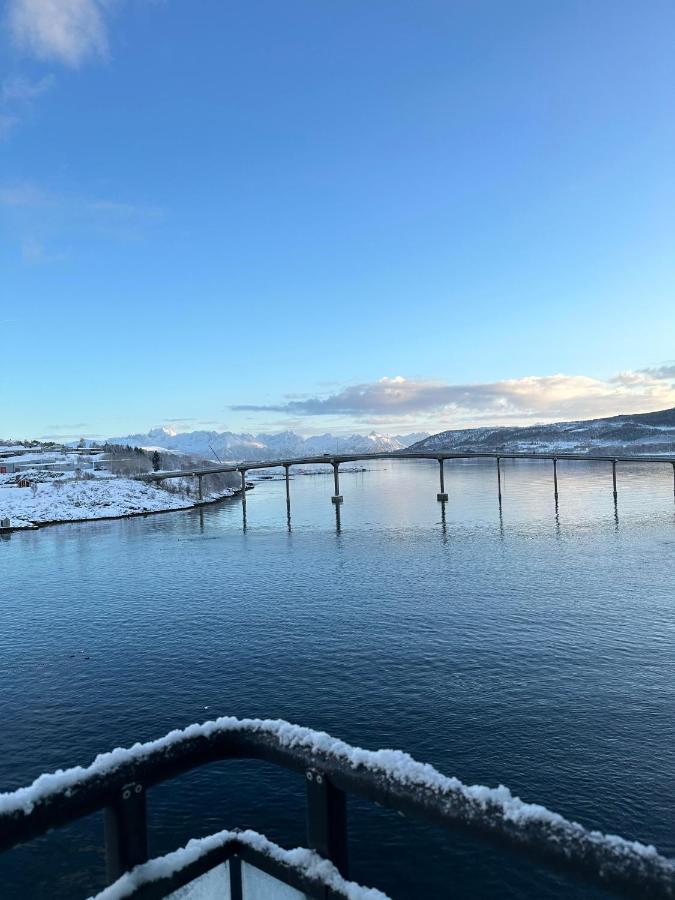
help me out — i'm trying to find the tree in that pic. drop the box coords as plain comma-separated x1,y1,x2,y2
152,451,161,472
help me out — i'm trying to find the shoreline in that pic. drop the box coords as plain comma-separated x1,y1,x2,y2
0,465,375,535
0,487,247,535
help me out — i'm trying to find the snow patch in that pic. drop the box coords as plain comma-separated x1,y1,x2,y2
0,477,234,529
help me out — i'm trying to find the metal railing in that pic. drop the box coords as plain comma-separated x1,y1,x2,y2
1,719,673,899
89,829,375,899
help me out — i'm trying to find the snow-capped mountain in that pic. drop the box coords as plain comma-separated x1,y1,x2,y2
106,428,428,461
407,407,675,455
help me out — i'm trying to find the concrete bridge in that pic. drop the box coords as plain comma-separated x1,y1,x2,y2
138,450,675,512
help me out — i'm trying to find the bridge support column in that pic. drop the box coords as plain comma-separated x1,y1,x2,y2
331,462,343,504
240,469,247,528
197,475,203,502
437,458,448,501
496,456,502,504
553,458,558,502
612,459,618,501
672,463,674,500
284,464,291,524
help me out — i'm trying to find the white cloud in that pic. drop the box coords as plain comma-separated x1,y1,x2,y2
1,73,54,102
232,369,675,429
0,181,50,205
7,0,108,67
0,74,55,140
0,113,19,139
0,179,166,260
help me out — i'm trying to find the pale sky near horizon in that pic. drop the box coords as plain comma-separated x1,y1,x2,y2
1,0,674,440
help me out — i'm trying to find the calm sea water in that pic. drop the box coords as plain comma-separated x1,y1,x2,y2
1,459,674,899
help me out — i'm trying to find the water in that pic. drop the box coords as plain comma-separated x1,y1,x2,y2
1,459,674,899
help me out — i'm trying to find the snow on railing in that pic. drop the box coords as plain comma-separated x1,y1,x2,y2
1,716,674,898
90,828,389,900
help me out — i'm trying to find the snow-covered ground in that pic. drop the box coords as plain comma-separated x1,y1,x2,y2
0,475,235,531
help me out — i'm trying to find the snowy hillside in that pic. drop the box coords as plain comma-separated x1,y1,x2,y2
408,407,675,455
106,428,428,461
0,447,237,531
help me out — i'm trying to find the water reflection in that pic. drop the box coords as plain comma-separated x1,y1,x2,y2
2,459,675,900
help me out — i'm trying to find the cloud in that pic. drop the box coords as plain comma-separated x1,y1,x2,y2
0,74,54,140
0,182,49,206
0,180,166,258
0,113,19,139
232,369,675,428
1,73,54,102
6,0,108,67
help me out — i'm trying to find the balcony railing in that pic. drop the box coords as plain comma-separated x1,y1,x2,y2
0,716,673,898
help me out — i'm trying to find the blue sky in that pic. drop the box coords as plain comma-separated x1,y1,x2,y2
1,0,674,440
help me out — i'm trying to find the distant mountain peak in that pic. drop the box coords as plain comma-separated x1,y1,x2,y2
148,426,177,438
105,428,429,462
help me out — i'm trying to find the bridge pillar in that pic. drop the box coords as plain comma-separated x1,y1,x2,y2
553,458,558,502
197,474,203,502
284,464,291,524
672,462,675,500
612,459,618,501
331,462,343,504
496,456,502,503
437,458,448,502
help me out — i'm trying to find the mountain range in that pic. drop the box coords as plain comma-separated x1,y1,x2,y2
105,406,675,461
407,407,675,455
106,428,429,461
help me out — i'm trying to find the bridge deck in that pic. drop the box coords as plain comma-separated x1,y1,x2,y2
138,450,675,481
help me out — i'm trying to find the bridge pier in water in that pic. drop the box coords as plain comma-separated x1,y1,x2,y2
612,459,618,502
437,458,448,501
331,462,343,505
496,456,502,504
284,464,291,527
553,458,558,502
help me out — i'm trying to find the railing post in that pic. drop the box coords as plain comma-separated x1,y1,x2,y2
229,853,243,900
104,782,148,884
306,768,348,877
437,458,448,502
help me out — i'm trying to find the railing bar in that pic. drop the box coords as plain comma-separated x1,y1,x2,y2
92,839,343,900
1,729,673,899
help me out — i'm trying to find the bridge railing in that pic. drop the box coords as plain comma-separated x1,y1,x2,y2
1,717,673,899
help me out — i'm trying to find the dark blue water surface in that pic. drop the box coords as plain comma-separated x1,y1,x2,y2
1,459,674,899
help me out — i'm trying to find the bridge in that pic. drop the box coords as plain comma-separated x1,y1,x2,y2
138,450,675,512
